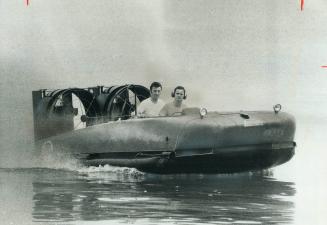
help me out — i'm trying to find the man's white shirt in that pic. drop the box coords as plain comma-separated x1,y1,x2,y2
137,98,165,117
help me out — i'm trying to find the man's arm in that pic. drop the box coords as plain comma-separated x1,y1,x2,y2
137,101,146,117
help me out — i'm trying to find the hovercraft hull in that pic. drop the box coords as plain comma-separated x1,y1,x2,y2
37,110,296,174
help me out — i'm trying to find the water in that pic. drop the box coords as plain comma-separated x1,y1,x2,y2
0,168,295,225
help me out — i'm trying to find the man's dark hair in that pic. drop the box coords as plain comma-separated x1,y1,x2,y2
150,82,162,92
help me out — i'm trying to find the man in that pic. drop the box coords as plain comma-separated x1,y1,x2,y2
137,82,165,117
159,86,187,117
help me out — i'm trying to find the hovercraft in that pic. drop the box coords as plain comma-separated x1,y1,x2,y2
32,85,296,174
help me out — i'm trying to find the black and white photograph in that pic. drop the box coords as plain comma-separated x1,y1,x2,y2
0,1,326,224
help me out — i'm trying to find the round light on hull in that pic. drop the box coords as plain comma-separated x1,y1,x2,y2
200,108,208,118
273,104,282,114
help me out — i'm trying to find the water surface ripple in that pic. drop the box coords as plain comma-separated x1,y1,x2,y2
0,167,296,224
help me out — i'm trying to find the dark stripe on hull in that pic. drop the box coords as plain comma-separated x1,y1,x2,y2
82,142,295,174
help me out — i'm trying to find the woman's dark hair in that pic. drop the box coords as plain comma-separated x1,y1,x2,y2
171,86,187,99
